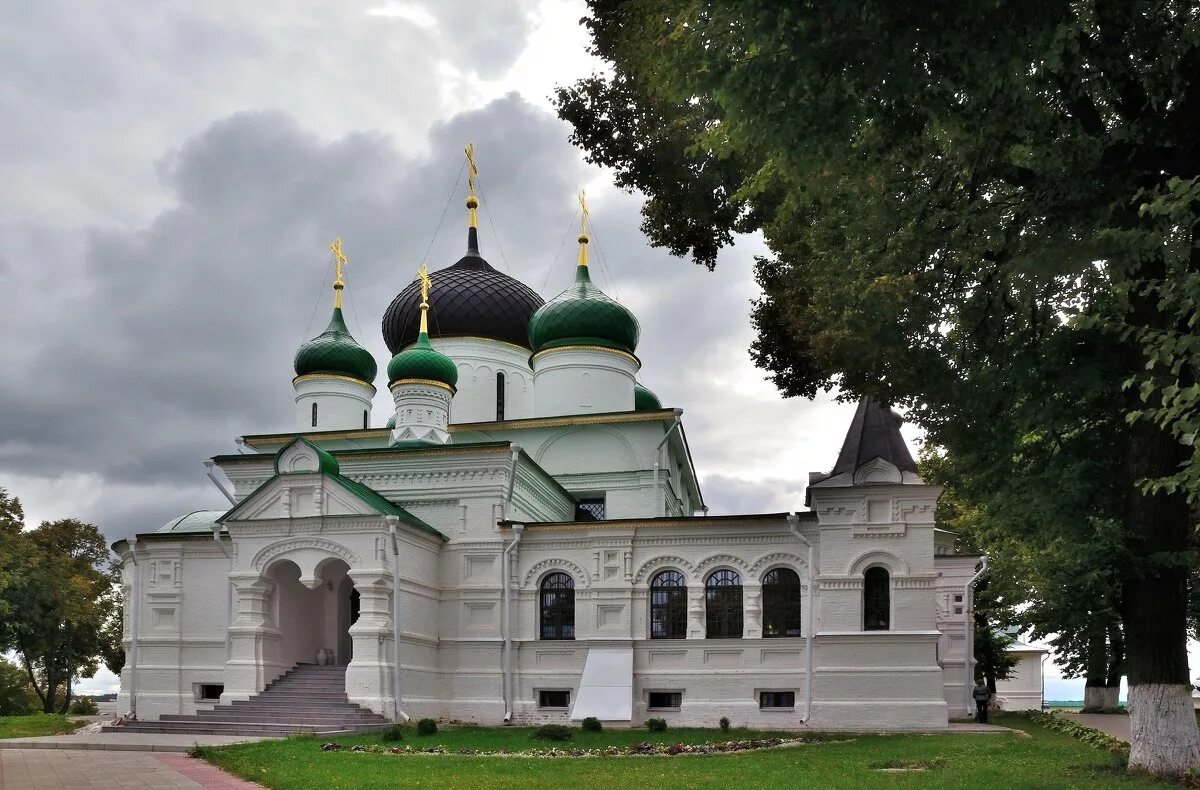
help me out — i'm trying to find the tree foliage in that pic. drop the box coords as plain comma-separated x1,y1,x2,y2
0,488,120,714
557,0,1200,772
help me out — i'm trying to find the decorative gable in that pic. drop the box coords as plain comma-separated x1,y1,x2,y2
224,475,382,522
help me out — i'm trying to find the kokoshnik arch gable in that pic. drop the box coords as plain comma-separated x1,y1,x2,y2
110,148,988,733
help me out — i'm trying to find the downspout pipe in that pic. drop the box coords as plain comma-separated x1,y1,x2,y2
963,556,989,718
653,410,683,518
386,515,410,722
500,445,523,724
210,525,233,664
204,461,236,505
502,524,524,722
787,514,816,724
126,537,141,719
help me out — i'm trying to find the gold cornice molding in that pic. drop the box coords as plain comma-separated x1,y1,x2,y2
531,345,640,367
292,373,377,393
388,377,456,394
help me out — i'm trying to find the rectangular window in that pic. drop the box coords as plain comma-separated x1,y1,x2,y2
574,497,606,522
648,691,682,709
196,684,224,702
538,690,570,709
759,691,795,709
954,594,963,603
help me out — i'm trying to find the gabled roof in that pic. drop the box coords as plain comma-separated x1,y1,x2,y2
220,437,447,541
830,397,918,477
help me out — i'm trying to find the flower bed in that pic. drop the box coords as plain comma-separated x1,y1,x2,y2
319,736,825,758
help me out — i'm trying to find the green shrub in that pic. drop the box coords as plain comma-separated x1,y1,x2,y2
719,716,730,732
646,717,668,732
380,724,405,742
416,718,438,736
531,724,574,741
581,716,602,732
68,697,99,715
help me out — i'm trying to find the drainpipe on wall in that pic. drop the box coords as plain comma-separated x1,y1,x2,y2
501,524,524,722
963,556,989,718
653,411,683,518
204,460,237,504
787,514,817,724
210,525,233,663
127,537,141,719
386,515,410,722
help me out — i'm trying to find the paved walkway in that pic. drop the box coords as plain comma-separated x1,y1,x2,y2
0,732,271,753
0,749,262,789
1070,712,1131,742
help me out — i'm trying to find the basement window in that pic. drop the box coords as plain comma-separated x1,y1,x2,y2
759,691,795,709
538,690,571,709
648,691,682,710
195,684,224,702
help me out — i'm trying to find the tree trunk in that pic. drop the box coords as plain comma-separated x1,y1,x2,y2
1082,619,1109,712
1122,416,1200,773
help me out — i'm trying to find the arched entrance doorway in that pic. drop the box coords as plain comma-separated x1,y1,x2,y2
265,558,357,667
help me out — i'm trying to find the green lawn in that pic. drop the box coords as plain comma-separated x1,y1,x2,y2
0,714,83,739
196,716,1162,789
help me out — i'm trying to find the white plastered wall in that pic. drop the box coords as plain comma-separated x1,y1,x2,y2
293,375,374,432
430,337,534,424
531,347,637,418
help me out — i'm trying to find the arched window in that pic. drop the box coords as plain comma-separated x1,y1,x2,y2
539,572,575,640
705,569,743,639
311,402,318,427
863,566,891,631
362,410,368,429
496,372,506,421
649,570,687,639
762,567,803,638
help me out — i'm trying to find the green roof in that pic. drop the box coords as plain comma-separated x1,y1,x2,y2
634,382,661,411
387,331,458,389
272,437,340,475
156,510,226,533
528,264,639,354
294,307,378,383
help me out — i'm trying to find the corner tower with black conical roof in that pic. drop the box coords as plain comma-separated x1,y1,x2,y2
528,192,641,417
380,144,544,423
292,239,377,431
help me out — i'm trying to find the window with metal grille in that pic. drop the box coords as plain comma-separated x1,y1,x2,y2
762,567,803,638
650,570,687,639
705,569,743,639
759,691,795,709
574,498,605,521
539,689,570,708
496,372,505,421
311,402,318,427
539,572,575,640
648,691,682,709
863,566,891,631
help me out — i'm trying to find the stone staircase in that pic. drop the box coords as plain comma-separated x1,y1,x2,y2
105,664,390,737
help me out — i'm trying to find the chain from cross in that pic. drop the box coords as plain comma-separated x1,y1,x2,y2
464,143,478,196
578,190,589,234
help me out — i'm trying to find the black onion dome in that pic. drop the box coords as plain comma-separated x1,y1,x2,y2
382,228,544,352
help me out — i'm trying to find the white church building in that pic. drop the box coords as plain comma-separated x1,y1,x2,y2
111,174,987,735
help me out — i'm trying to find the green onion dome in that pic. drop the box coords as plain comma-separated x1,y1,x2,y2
387,331,459,390
528,256,640,354
294,308,377,383
634,382,662,411
385,413,396,429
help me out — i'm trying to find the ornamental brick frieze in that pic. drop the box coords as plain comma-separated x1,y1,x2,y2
250,537,362,571
819,576,864,590
893,575,937,589
747,552,809,576
693,553,751,576
521,558,591,589
632,555,695,584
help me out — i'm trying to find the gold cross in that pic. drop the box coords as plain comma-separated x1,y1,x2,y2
329,237,348,284
578,190,589,234
465,143,478,197
417,263,431,307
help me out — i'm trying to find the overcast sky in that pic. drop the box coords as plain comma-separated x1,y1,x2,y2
2,0,1106,698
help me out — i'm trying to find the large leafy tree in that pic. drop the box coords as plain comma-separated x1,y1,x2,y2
0,500,119,714
557,0,1200,773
